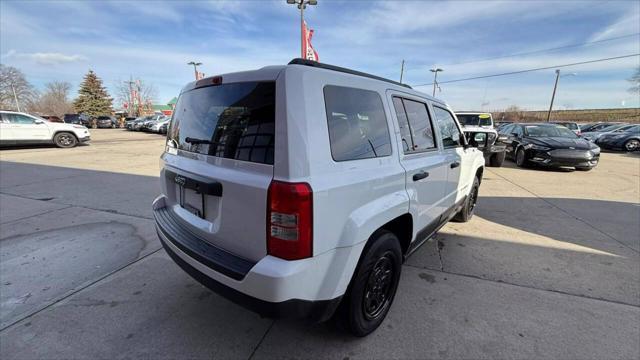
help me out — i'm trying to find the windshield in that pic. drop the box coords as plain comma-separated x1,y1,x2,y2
169,81,276,165
525,125,577,138
456,114,492,127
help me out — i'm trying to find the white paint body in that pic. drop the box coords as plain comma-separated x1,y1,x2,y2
154,64,485,302
0,111,90,143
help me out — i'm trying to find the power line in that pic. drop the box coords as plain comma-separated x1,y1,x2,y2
406,32,640,70
411,53,640,87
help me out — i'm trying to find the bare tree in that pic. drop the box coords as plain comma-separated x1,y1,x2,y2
628,67,640,94
0,64,38,111
113,77,157,116
32,81,74,117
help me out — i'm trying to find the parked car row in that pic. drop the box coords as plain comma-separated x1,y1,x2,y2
125,114,170,134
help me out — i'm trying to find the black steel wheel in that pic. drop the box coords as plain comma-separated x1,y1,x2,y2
337,230,402,337
362,254,395,320
453,176,480,222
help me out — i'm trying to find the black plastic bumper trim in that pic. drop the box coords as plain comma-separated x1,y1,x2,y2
165,169,223,197
160,235,342,322
154,207,255,280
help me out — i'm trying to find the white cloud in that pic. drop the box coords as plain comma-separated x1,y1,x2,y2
589,10,640,42
2,50,88,65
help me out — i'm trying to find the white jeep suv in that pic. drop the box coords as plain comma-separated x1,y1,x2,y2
153,59,485,336
0,111,90,148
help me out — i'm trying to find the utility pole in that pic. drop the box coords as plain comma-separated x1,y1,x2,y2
11,84,21,112
187,61,202,80
546,70,576,122
287,0,317,58
399,60,405,84
127,78,135,116
430,68,443,97
546,70,560,122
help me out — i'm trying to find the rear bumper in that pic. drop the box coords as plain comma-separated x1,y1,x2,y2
160,236,341,322
153,196,355,322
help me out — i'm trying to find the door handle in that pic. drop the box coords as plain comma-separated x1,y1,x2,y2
412,171,429,181
450,162,460,169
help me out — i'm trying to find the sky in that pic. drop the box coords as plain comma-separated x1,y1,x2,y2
1,0,639,111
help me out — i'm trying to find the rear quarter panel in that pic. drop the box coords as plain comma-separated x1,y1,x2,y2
278,66,410,256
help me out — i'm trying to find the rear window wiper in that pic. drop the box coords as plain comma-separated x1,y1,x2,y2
185,137,219,145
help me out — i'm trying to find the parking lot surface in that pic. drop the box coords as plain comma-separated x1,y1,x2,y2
1,130,639,359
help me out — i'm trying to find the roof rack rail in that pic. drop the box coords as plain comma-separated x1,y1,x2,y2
288,58,412,89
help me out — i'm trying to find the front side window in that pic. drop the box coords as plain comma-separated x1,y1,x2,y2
3,113,35,124
392,97,436,153
433,106,462,147
324,85,391,161
169,82,276,165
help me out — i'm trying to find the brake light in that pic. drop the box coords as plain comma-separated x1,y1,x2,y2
267,181,313,260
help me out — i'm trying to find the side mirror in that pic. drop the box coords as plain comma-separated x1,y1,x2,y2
34,119,45,124
511,132,519,138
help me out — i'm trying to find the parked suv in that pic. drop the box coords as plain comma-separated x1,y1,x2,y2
0,111,90,148
153,59,485,336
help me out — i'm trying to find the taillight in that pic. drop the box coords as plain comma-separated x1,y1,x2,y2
267,180,313,260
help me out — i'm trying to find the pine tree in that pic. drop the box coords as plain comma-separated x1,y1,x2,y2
73,70,113,118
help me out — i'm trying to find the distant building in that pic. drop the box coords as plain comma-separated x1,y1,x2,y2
153,97,178,116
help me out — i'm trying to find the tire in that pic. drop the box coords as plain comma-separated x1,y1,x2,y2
53,132,78,148
453,176,480,222
515,147,527,167
338,230,402,337
624,139,640,152
489,152,505,167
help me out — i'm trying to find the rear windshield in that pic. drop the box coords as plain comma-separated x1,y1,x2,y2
169,82,275,165
456,114,492,127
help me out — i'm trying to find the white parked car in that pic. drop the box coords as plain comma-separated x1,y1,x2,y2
153,59,485,336
0,111,90,148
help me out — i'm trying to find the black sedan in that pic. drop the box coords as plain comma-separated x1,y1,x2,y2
595,125,640,151
499,123,600,171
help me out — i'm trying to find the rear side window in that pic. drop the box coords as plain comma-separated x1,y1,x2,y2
433,106,463,147
323,85,391,161
392,97,436,153
169,82,275,165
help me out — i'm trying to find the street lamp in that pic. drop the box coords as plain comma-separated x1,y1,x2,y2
187,61,202,80
286,0,317,59
430,68,443,97
546,70,577,122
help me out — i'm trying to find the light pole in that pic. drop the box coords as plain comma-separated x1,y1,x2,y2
286,0,317,59
546,70,576,122
10,83,20,112
187,61,202,80
430,68,443,97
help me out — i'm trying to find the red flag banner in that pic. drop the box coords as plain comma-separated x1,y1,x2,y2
303,20,319,62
